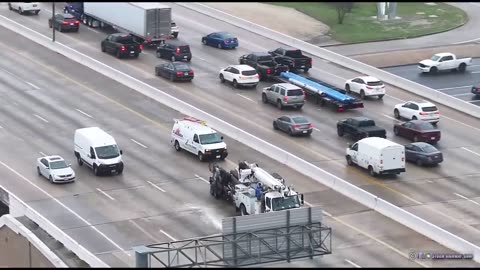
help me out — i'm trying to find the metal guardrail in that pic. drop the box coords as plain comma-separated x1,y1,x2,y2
1,14,479,263
175,3,480,119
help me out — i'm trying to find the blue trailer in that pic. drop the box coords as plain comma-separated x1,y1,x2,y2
275,72,363,112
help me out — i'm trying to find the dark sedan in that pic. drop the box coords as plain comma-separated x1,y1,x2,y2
393,120,441,143
405,142,443,166
273,115,313,136
48,13,79,32
472,85,480,96
155,62,194,82
202,32,238,49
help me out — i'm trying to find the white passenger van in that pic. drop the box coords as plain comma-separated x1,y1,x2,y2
171,117,228,162
346,137,405,176
74,127,124,176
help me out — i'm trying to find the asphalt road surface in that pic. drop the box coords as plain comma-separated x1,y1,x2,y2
1,2,480,267
383,59,480,106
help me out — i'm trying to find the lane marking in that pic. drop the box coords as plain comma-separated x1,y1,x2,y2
39,151,46,156
451,93,474,97
129,220,162,243
304,201,313,207
0,124,3,129
468,100,480,103
197,56,206,61
313,127,321,132
130,139,148,149
454,192,480,206
85,27,101,34
436,85,472,91
461,147,480,157
96,188,115,201
147,180,166,192
160,229,177,241
75,108,93,118
453,37,480,45
195,174,210,184
385,94,404,102
27,82,40,89
0,160,130,256
472,71,480,74
236,93,255,102
345,259,361,268
383,114,401,121
33,114,49,123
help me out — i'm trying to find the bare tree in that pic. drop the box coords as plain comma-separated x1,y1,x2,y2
330,2,354,24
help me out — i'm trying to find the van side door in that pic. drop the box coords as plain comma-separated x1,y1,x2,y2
350,143,359,164
84,146,96,167
192,134,200,154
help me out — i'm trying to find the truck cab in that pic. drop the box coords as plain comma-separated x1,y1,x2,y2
418,52,472,73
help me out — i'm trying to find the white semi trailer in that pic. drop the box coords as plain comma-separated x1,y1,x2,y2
66,2,172,47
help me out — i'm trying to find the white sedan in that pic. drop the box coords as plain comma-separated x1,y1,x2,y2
345,76,385,99
219,64,259,88
393,100,440,124
37,155,75,183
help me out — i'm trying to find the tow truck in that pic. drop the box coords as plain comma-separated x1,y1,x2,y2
209,161,304,216
275,72,364,112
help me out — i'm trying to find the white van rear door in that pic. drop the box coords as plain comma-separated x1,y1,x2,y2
381,147,404,170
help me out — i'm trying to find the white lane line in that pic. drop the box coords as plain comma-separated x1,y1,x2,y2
39,152,46,156
160,229,177,241
323,210,333,217
345,259,362,268
0,160,130,256
451,93,474,97
436,85,472,91
129,220,162,242
472,71,480,74
0,124,3,129
33,114,49,123
131,139,148,149
304,201,313,207
195,174,210,184
197,56,206,61
454,192,480,206
96,188,115,201
27,82,40,89
236,93,255,102
467,100,480,103
142,51,153,56
85,27,101,34
462,147,480,157
147,181,166,192
441,115,480,133
383,114,400,121
75,108,93,118
453,37,480,45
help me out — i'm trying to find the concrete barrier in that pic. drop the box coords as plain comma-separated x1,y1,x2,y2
0,185,109,267
175,3,480,119
1,15,480,262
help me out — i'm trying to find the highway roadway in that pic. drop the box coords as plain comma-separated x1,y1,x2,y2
383,59,480,106
0,2,480,267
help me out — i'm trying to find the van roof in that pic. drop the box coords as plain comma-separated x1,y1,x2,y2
359,137,401,148
178,119,216,135
75,127,116,147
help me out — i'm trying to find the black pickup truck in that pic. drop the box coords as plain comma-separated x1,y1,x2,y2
268,47,312,72
101,33,143,59
337,117,386,140
239,52,289,81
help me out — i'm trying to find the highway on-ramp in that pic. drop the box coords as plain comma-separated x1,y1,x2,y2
0,2,480,267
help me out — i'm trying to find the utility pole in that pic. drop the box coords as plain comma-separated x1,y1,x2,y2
52,2,55,42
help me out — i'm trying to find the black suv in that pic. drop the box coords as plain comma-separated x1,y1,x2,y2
156,40,192,62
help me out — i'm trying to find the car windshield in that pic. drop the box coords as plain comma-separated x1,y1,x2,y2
292,116,308,124
367,81,383,86
417,122,435,130
431,55,441,61
174,63,190,70
421,106,438,112
50,160,68,170
285,50,303,58
95,145,120,159
241,70,257,76
419,144,438,153
199,133,222,145
272,196,301,211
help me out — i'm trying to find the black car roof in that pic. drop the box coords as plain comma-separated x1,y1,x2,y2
61,13,75,19
251,52,271,57
166,40,189,47
111,33,131,37
349,117,371,121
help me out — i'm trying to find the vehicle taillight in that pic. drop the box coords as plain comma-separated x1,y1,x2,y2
176,48,180,54
366,86,373,89
419,112,428,115
75,20,80,24
224,39,228,44
256,74,260,78
146,38,152,42
188,70,194,75
434,111,440,114
292,60,296,67
337,107,345,112
308,123,313,128
292,125,300,129
120,45,126,51
283,96,288,102
266,69,272,74
139,44,143,50
62,21,69,25
310,59,313,65
176,71,183,76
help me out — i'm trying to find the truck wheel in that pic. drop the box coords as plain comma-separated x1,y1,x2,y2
202,38,207,45
198,152,205,162
273,121,278,130
94,165,100,176
413,135,419,142
368,166,377,177
345,84,351,94
233,80,239,88
277,100,283,110
173,32,178,38
304,68,310,73
49,21,52,28
8,3,12,10
393,127,399,135
288,128,294,136
18,7,23,15
37,167,41,176
346,155,353,166
458,63,466,72
171,55,176,62
262,94,268,104
101,45,106,52
393,109,400,119
412,116,417,120
240,204,248,216
429,67,438,74
416,159,423,166
156,51,162,58
337,127,344,137
219,74,225,83
360,90,366,100
49,175,54,184
116,50,122,59
174,140,181,151
83,16,88,25
217,43,223,49
34,10,39,15
378,94,384,99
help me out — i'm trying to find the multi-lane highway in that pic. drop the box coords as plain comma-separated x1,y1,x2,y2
1,2,480,267
383,59,480,106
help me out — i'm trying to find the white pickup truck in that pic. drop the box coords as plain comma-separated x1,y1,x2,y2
8,2,40,15
418,52,472,74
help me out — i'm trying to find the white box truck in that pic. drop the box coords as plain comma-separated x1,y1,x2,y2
67,2,171,47
346,137,405,176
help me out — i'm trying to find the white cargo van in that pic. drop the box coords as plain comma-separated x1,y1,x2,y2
74,127,124,176
346,137,405,176
171,117,228,162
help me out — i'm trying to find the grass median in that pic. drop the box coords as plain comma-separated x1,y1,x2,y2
268,2,467,43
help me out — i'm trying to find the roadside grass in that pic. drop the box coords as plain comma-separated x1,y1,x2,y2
268,2,467,43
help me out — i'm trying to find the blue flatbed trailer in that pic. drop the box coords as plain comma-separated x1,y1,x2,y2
274,72,364,112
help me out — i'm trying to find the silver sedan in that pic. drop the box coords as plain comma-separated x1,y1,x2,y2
273,115,313,136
